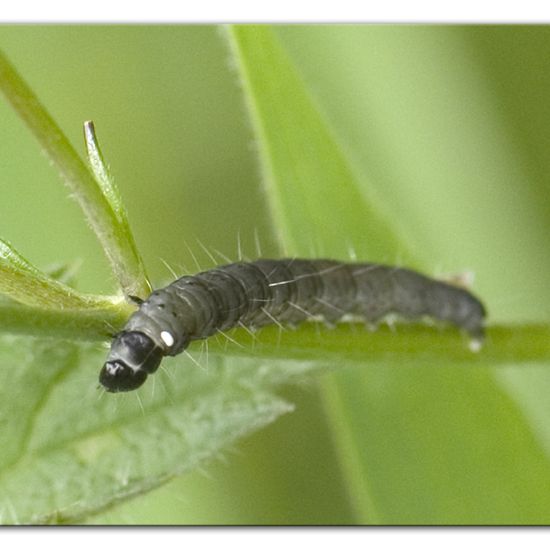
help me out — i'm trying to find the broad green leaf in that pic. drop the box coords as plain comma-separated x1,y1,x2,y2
228,25,550,524
0,333,338,524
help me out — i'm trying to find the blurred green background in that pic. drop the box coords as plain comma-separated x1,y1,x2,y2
2,25,550,523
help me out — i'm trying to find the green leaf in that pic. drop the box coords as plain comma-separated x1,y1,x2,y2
227,25,550,524
225,27,416,265
0,333,337,524
0,237,112,310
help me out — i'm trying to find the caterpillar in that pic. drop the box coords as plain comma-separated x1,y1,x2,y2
99,258,486,392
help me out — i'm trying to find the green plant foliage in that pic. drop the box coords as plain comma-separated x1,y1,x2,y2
0,334,323,523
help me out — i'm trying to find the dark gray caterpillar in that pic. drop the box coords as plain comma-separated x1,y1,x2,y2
100,259,486,392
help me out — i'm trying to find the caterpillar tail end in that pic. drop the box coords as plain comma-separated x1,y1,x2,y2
468,336,483,353
466,322,485,353
464,296,486,353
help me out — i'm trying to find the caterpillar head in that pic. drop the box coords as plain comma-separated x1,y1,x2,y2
99,331,163,392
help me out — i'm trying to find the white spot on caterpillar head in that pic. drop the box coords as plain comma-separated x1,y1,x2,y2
160,331,175,347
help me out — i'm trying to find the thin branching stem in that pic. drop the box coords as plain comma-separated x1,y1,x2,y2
0,49,151,299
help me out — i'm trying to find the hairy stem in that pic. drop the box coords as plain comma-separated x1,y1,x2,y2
0,300,134,342
0,49,150,299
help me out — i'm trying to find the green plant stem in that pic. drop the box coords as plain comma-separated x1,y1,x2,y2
0,49,150,299
215,323,550,367
0,306,548,366
0,301,134,342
